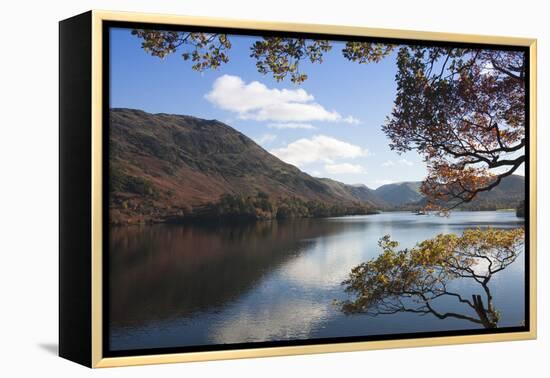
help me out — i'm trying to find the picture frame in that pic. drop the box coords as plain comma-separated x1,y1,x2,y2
59,10,537,368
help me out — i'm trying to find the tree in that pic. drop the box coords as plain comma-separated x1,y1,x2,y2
339,228,524,328
131,30,232,71
132,30,388,83
382,47,526,210
250,38,332,83
132,31,526,209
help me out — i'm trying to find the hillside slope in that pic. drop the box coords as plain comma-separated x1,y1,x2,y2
318,179,385,207
109,108,375,224
109,109,525,223
374,182,422,206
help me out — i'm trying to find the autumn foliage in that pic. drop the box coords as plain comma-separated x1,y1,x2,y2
339,228,524,328
383,48,526,210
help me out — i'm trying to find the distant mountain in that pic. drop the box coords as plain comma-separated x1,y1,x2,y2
318,179,385,208
374,182,422,206
374,176,525,210
109,108,376,224
455,175,525,210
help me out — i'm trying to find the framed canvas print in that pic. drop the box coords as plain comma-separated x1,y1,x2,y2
59,10,537,368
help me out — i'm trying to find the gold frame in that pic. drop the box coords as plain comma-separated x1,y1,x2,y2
89,9,537,368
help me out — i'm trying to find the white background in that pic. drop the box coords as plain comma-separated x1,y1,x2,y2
0,0,547,376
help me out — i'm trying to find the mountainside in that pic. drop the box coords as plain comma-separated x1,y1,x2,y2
450,174,525,210
109,108,376,224
318,179,385,207
374,182,422,206
109,108,525,224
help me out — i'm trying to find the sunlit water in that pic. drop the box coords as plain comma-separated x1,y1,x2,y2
109,211,525,351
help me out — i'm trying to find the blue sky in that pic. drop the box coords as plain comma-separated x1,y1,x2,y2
110,27,428,188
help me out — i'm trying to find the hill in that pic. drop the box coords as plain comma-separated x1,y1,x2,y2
318,179,385,207
376,176,525,211
109,108,377,224
109,108,525,223
374,182,422,206
452,174,525,210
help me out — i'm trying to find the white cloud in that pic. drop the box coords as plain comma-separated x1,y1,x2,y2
270,135,368,167
254,133,277,145
382,158,413,167
342,116,361,125
205,75,359,124
268,122,316,130
324,163,364,174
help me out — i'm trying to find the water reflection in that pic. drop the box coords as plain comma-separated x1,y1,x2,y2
109,219,352,326
339,228,524,329
109,211,525,351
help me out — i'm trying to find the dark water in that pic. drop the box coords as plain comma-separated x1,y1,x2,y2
109,211,525,351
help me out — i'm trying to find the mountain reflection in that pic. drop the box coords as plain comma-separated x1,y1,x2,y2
109,212,525,350
109,219,355,327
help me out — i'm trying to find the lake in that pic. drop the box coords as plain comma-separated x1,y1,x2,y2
108,211,525,351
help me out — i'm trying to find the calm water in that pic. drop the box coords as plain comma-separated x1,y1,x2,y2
109,211,525,351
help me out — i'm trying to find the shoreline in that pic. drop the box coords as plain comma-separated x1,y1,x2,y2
108,208,525,227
